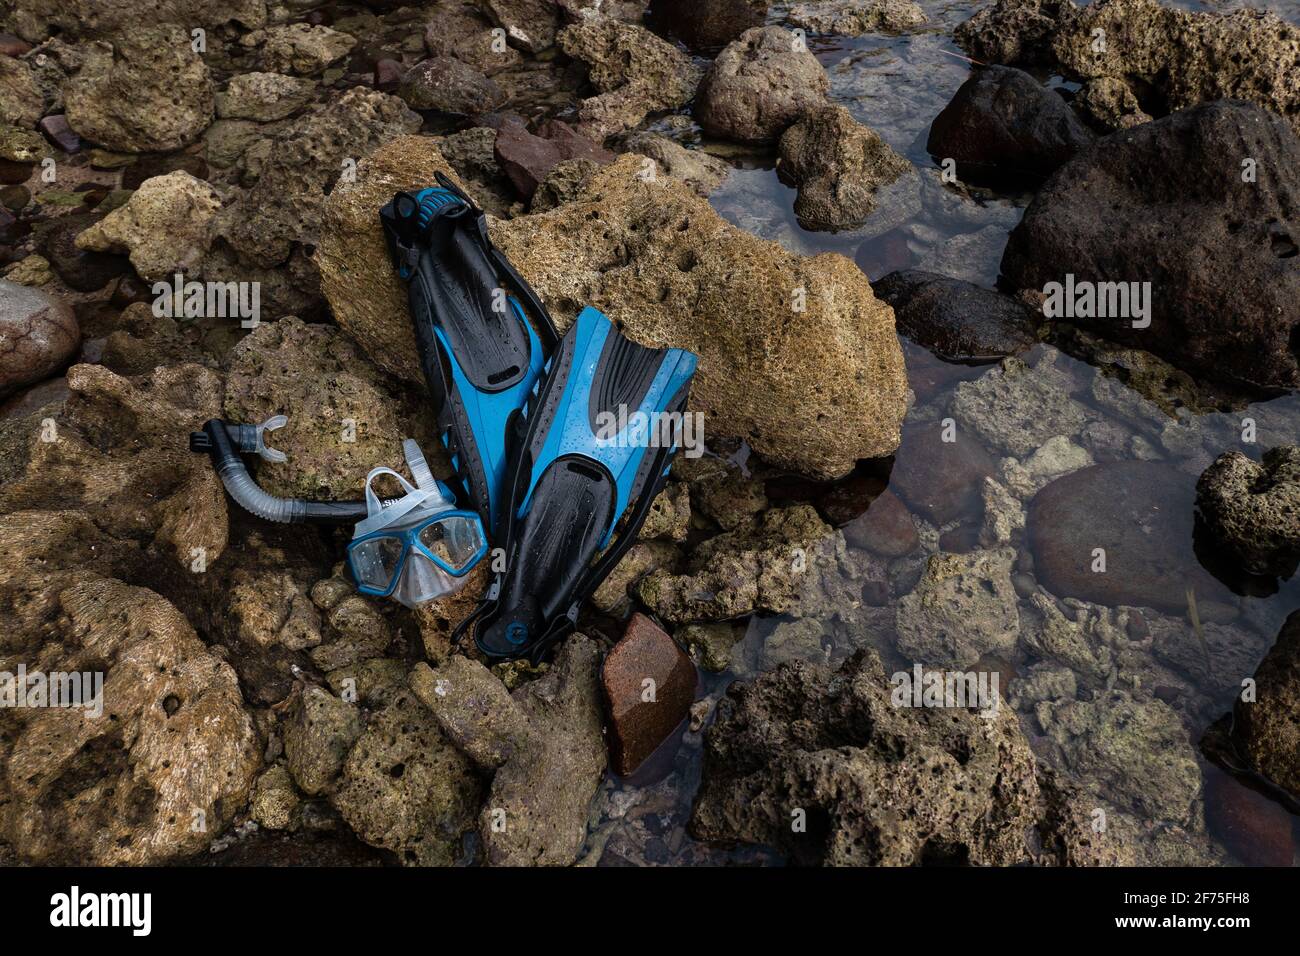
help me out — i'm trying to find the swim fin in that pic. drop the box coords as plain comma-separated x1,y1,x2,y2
458,306,699,662
380,173,559,537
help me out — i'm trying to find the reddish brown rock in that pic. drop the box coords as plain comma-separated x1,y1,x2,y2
1203,770,1295,867
0,279,79,397
602,613,697,776
493,117,614,200
844,488,919,556
890,422,999,525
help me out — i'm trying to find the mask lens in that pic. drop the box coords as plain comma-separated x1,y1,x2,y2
416,515,485,573
350,535,407,591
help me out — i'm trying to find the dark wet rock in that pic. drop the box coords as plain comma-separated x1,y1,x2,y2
283,686,365,796
331,685,482,866
75,171,222,282
373,58,404,92
889,421,999,525
649,0,768,51
1231,610,1300,800
1203,771,1295,867
425,0,523,74
0,279,78,397
398,57,506,115
0,558,260,864
320,142,907,479
37,114,79,152
896,548,1020,666
220,88,420,269
1196,447,1300,578
1001,101,1300,391
695,27,830,143
690,649,1112,865
622,132,730,196
216,72,315,122
603,613,697,775
493,117,614,200
1028,461,1227,614
0,34,32,58
38,214,132,292
0,158,30,185
120,152,209,190
776,105,910,230
843,488,918,556
875,269,1037,361
926,66,1094,180
247,23,356,77
558,16,702,140
480,0,562,54
64,26,214,153
786,0,925,35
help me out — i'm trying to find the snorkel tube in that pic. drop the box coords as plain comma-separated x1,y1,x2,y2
189,416,369,524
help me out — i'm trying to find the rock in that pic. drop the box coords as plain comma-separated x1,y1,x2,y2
2,253,52,286
776,105,910,230
283,686,364,796
480,0,561,53
954,0,1081,67
216,72,315,122
0,124,44,164
998,434,1093,498
695,27,830,143
681,621,743,672
4,0,266,43
0,54,40,128
479,635,607,865
1028,461,1227,614
591,540,680,614
38,114,79,152
64,26,214,153
786,0,925,36
425,0,522,74
690,650,1108,865
889,420,999,525
1203,771,1295,867
320,142,908,479
0,280,79,397
529,157,600,212
493,117,614,200
875,269,1036,361
622,132,730,196
637,504,841,622
223,318,423,500
398,57,506,114
205,119,261,169
950,353,1088,457
1196,447,1300,578
40,214,133,292
409,657,530,770
649,0,768,50
251,23,356,76
1035,689,1201,823
331,685,483,865
896,548,1020,666
74,171,221,282
1001,102,1300,391
250,764,301,831
602,613,697,775
0,573,260,864
642,480,692,541
557,17,703,140
120,152,208,191
680,456,768,530
1074,76,1151,131
220,88,420,269
1231,610,1300,800
843,488,918,556
928,66,1093,183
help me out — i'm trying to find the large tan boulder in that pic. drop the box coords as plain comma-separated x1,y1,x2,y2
317,136,908,479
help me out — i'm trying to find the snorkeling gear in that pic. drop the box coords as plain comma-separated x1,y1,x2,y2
191,417,487,605
455,306,698,663
381,173,559,537
347,441,488,607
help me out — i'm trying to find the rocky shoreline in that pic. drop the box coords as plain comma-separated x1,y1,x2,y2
0,0,1296,867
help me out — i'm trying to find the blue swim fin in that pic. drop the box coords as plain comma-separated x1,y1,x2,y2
381,174,559,537
456,306,699,662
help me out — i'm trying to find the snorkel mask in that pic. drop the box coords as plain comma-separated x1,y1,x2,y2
346,439,488,607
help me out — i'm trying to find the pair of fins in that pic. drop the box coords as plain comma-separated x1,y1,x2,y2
381,174,698,662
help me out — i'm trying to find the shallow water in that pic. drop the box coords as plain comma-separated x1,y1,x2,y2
586,0,1300,865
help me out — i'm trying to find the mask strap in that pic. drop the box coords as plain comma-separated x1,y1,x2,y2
354,467,429,538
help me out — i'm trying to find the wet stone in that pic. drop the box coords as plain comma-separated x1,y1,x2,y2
601,613,697,776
